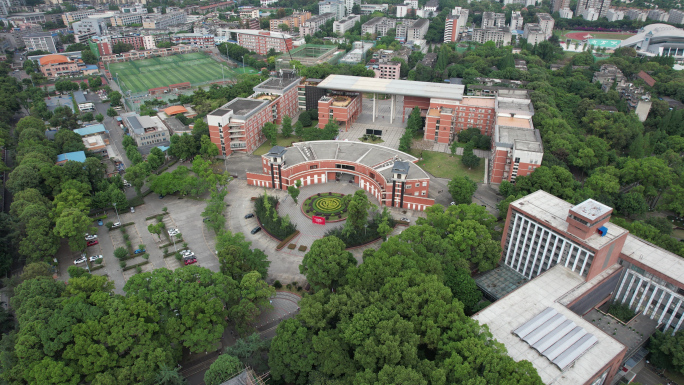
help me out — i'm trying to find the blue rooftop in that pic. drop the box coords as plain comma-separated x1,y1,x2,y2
157,145,170,152
74,124,106,136
85,65,98,70
56,151,87,163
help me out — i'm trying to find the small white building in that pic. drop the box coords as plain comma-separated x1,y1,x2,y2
581,8,600,21
559,8,574,19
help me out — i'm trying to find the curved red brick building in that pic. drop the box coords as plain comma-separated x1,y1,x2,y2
246,141,435,211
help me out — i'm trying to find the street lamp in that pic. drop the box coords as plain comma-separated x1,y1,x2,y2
112,202,121,223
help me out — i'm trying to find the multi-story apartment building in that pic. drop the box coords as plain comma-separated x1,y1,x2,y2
297,78,326,110
142,11,187,29
472,27,512,47
171,33,214,48
62,10,95,24
510,11,524,31
92,35,146,56
318,0,346,19
536,13,554,38
551,0,570,12
375,62,401,79
625,8,648,21
345,0,360,14
668,9,684,24
361,17,396,37
489,92,541,183
560,8,574,18
112,13,143,26
22,32,58,53
208,72,300,157
576,0,611,19
444,7,469,42
482,12,505,28
9,12,47,25
233,30,293,55
395,18,428,40
123,114,170,149
317,92,362,130
301,13,336,35
269,11,311,32
648,9,668,21
424,96,496,143
359,4,388,15
72,18,108,43
239,7,260,19
523,23,546,45
607,8,625,21
333,14,360,35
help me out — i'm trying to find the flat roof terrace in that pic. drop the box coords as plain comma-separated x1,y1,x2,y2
317,75,465,100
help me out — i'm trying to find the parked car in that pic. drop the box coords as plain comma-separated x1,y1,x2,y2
244,213,255,219
130,207,135,213
250,226,261,234
97,219,103,226
450,202,455,206
74,256,87,265
168,229,179,235
112,222,121,228
134,249,146,254
89,255,103,262
400,217,410,222
180,249,193,255
85,234,97,241
182,252,195,258
87,240,99,247
184,258,197,265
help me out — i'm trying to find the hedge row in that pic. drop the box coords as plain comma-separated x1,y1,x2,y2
90,264,105,272
145,212,169,221
163,247,188,258
128,195,144,207
122,260,149,271
276,231,300,251
160,239,183,249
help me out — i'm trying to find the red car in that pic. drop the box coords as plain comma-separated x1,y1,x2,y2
184,258,197,265
87,240,99,247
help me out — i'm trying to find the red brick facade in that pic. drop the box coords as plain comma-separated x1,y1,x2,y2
317,94,362,130
424,98,496,144
246,143,435,211
236,31,293,55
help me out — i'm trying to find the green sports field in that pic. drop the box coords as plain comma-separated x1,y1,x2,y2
109,52,240,94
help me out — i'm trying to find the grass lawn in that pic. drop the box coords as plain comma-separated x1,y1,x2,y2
253,134,300,156
411,150,485,181
109,52,235,94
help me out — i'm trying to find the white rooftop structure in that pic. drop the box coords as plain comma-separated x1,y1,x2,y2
510,190,628,251
473,265,626,385
619,23,684,57
317,75,465,100
570,199,612,221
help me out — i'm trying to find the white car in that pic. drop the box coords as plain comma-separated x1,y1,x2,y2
89,255,103,262
112,222,121,228
400,217,410,222
85,234,98,241
168,229,180,235
450,202,456,206
74,256,87,264
130,207,135,213
180,250,193,256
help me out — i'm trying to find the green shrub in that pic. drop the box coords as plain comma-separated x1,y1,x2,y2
608,302,636,323
274,280,282,289
276,231,300,250
105,221,114,230
119,261,126,268
136,266,142,273
255,194,297,240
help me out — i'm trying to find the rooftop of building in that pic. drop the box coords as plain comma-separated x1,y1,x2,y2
209,98,270,119
74,124,106,136
56,150,87,163
276,140,430,181
510,190,629,251
82,134,106,149
496,96,535,116
411,18,429,28
124,114,168,135
318,74,464,100
473,265,626,385
497,115,532,129
537,12,554,20
227,29,292,39
462,96,496,107
495,125,542,152
253,74,301,94
475,264,528,300
571,199,612,221
39,54,69,65
620,235,684,287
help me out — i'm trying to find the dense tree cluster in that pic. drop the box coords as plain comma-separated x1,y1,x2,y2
270,204,540,385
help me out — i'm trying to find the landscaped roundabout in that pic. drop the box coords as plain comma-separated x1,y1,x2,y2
302,193,348,221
